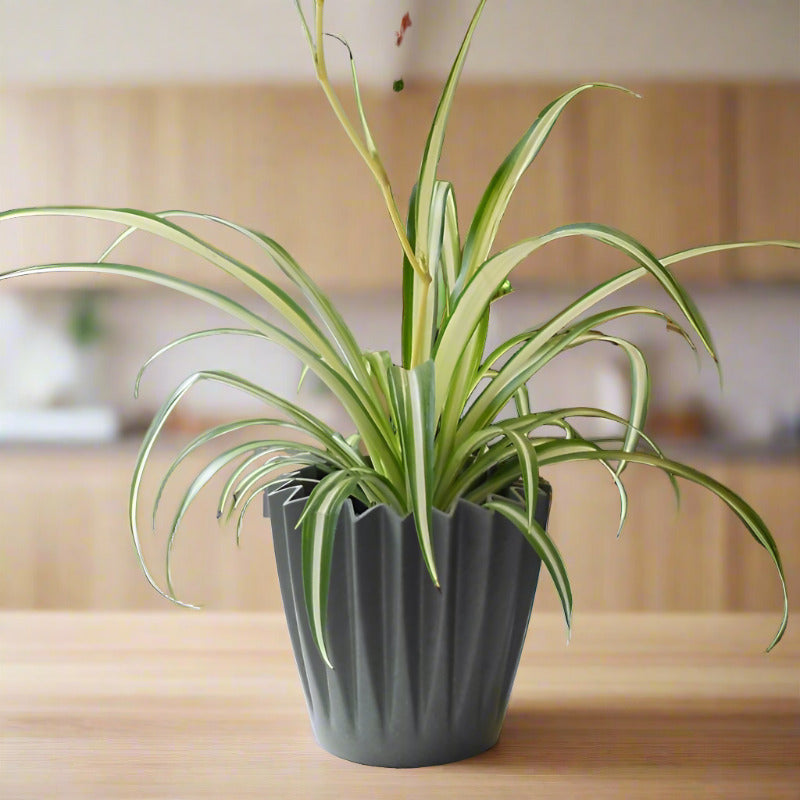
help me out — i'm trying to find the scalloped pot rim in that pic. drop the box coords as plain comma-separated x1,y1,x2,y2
264,466,553,528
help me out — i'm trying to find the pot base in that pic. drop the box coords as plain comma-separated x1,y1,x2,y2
312,722,501,768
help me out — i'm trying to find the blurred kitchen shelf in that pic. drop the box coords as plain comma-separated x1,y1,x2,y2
651,435,800,463
3,431,797,462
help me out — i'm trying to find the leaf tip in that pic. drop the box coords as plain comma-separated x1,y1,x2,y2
320,645,335,670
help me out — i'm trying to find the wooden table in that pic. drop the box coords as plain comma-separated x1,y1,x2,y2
1,612,798,799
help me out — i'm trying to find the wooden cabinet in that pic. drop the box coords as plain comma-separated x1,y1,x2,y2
0,82,798,293
533,454,799,617
730,85,800,281
0,90,158,290
721,460,800,611
0,83,586,292
575,84,728,285
1,444,797,616
0,87,405,293
0,444,283,611
142,87,405,293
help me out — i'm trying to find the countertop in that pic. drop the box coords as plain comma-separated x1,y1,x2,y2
1,612,798,799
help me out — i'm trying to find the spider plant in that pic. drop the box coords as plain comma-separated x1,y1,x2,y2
0,0,795,666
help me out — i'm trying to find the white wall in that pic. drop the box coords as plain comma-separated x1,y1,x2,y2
21,281,793,445
1,1,797,86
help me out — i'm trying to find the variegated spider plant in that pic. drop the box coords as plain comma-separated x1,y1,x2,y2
1,0,795,666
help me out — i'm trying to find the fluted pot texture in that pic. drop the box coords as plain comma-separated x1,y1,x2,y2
265,469,552,768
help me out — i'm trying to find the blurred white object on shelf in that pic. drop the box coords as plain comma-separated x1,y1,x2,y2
0,406,119,443
0,295,120,442
0,294,79,409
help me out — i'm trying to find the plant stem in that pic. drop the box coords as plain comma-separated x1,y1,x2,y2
312,0,430,285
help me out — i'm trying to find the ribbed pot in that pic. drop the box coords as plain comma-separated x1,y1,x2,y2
264,470,552,768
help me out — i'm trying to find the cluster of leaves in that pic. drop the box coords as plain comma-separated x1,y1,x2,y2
0,0,795,664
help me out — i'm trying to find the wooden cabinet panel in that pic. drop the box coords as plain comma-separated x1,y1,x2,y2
534,455,798,616
732,85,800,281
0,89,159,290
0,87,405,292
721,460,800,612
576,84,727,285
143,86,404,292
0,445,283,611
0,83,610,293
1,446,797,614
3,83,798,291
536,459,726,613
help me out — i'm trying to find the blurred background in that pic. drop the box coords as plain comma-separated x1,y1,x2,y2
0,0,797,618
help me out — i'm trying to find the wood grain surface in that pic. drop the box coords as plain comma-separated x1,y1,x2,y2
2,446,798,618
1,612,798,799
2,83,797,291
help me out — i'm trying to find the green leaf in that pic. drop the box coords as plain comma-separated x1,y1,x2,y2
460,83,635,283
484,497,572,639
134,327,271,398
237,457,402,523
2,206,333,358
296,364,311,394
513,384,531,417
401,186,419,368
414,0,487,269
292,0,314,52
433,317,490,477
408,181,455,366
537,448,788,652
440,186,462,310
298,467,399,668
221,450,287,523
460,307,687,454
233,473,318,547
663,239,800,267
125,368,376,605
387,361,439,587
571,331,651,478
228,453,332,528
434,223,719,418
364,350,394,421
428,182,456,334
164,442,331,597
300,471,355,668
100,209,370,388
451,419,658,521
503,429,540,530
477,306,695,393
324,33,379,156
153,418,335,529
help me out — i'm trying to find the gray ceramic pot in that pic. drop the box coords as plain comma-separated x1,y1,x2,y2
264,469,552,768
